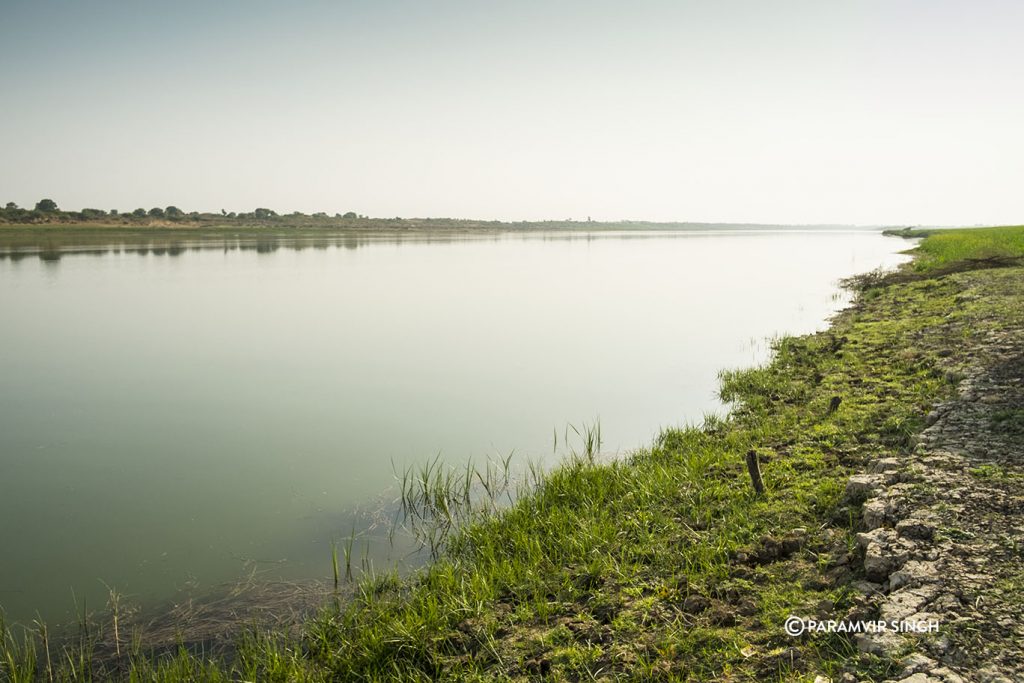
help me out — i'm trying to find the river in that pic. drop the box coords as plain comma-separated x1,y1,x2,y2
0,228,910,624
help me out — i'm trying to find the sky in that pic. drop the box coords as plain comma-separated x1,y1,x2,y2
1,0,1022,225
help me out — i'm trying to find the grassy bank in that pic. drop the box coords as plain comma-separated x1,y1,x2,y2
912,225,1024,273
3,227,1023,681
882,225,1024,273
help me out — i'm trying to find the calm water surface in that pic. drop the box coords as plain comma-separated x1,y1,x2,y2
0,230,910,624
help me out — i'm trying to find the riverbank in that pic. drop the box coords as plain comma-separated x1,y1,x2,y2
2,226,1021,681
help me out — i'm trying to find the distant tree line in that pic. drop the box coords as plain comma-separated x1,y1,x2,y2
0,200,366,225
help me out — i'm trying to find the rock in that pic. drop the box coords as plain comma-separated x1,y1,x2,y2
863,536,912,582
857,527,896,551
870,457,902,474
976,667,1016,683
899,652,937,676
880,586,940,622
929,668,965,683
896,674,942,683
863,498,892,529
845,474,882,502
896,518,935,541
888,573,908,591
889,561,939,591
884,470,914,484
864,546,896,581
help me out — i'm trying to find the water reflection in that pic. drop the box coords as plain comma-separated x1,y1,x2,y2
0,227,889,264
0,233,461,262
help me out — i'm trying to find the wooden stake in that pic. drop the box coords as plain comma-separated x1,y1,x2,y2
827,395,842,415
746,449,765,495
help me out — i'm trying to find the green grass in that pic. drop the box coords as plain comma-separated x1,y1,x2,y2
912,225,1024,273
2,225,1023,681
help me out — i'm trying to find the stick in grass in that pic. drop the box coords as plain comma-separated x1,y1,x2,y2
745,450,765,495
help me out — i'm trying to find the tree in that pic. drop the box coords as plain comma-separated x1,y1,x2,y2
35,198,59,212
132,208,147,217
148,207,165,218
5,202,19,211
253,207,277,219
110,209,118,215
165,206,183,218
342,211,357,219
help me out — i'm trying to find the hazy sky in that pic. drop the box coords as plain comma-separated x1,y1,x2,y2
2,1,1022,225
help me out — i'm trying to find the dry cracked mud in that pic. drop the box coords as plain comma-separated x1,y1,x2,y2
844,271,1024,683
